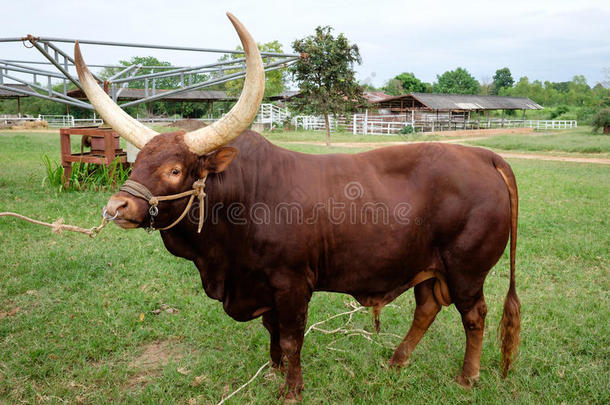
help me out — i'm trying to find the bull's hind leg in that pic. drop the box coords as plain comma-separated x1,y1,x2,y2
262,311,284,372
274,281,311,402
389,279,441,368
452,289,488,388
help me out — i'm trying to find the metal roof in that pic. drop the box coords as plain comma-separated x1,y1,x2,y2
269,91,392,103
0,84,35,98
268,90,300,101
67,88,235,102
363,91,392,102
377,93,543,110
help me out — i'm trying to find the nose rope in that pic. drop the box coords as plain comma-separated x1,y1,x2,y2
116,176,207,233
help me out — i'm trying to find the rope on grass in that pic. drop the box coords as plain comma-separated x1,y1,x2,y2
0,212,109,237
216,302,367,405
217,361,271,405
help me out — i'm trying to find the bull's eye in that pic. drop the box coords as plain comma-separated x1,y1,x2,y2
171,168,181,176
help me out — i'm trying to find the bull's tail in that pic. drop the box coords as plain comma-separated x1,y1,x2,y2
493,156,521,378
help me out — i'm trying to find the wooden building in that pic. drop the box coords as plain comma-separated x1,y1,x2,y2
371,92,542,121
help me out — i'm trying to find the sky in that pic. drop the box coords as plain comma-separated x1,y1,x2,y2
2,0,609,89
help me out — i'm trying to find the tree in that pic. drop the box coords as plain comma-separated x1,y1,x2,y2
217,40,286,99
492,67,514,94
591,108,610,133
383,78,404,96
433,67,480,94
291,26,365,146
384,72,428,95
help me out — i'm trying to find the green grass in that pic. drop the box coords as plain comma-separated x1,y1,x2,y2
0,131,609,403
466,126,610,155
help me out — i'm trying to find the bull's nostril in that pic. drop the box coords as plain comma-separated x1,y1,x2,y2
106,197,129,216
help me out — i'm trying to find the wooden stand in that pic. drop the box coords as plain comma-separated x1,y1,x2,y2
60,127,128,188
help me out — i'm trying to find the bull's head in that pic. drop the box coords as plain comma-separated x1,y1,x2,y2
74,13,264,230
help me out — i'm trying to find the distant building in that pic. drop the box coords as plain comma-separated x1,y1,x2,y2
370,92,542,121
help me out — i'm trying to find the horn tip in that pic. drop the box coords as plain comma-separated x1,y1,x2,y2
74,41,82,57
226,12,239,26
74,41,84,72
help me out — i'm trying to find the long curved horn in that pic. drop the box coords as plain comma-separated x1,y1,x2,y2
74,42,158,149
183,12,265,155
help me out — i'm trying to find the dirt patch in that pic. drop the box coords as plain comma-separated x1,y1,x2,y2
127,340,184,387
167,119,207,131
428,127,534,137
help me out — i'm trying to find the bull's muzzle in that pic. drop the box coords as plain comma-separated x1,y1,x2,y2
104,195,139,229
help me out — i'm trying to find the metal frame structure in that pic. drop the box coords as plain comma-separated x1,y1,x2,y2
0,35,299,110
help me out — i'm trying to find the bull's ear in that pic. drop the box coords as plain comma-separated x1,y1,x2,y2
200,147,238,174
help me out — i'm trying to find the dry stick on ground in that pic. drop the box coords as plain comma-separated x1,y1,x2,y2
217,302,401,404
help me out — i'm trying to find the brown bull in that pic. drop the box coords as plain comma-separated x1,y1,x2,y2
74,13,521,401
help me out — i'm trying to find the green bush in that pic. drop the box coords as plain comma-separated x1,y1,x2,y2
555,112,578,121
591,108,610,134
576,106,596,123
399,125,417,134
549,105,570,119
42,155,64,193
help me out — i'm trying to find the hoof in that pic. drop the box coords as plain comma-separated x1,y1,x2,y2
388,359,405,370
282,396,302,404
279,383,303,403
388,352,408,370
455,374,479,389
271,362,286,375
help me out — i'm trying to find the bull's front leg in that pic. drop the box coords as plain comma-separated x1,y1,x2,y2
274,284,311,402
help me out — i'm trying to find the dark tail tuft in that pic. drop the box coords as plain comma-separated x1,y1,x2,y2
372,305,382,333
494,157,521,377
500,284,521,377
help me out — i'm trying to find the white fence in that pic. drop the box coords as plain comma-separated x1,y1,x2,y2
1,115,103,128
292,113,578,135
39,115,75,127
38,115,103,128
256,104,290,128
522,120,578,130
291,115,350,131
134,104,291,128
1,115,36,125
2,110,578,134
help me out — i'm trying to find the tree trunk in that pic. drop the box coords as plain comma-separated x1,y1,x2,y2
324,113,331,146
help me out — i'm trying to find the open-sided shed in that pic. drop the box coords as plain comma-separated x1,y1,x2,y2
0,84,35,115
373,92,542,122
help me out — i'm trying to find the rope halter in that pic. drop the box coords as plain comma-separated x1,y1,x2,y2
117,176,207,233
